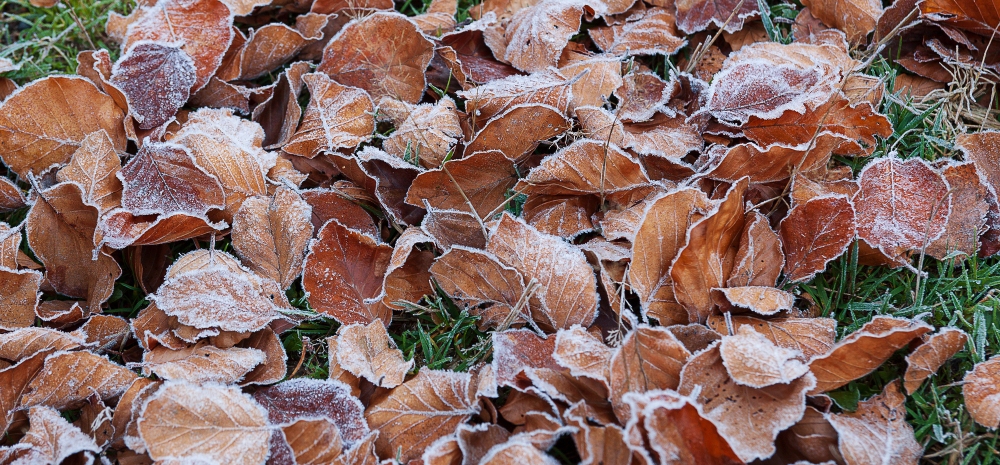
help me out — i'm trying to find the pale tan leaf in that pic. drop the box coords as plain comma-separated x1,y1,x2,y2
55,130,123,215
283,73,375,158
0,328,83,363
233,187,313,289
336,321,413,388
143,343,265,384
20,351,137,410
138,382,271,464
720,325,809,388
609,325,691,422
827,380,921,465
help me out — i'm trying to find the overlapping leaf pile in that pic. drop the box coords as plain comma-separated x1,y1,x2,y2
2,0,1000,462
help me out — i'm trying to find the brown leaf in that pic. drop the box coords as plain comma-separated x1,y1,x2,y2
317,12,435,103
381,228,434,309
921,0,1000,36
743,96,892,156
621,390,742,464
709,316,838,360
675,0,758,33
97,209,226,249
926,161,991,261
302,188,378,237
552,326,613,385
26,182,121,307
20,351,137,410
590,7,685,56
0,328,83,363
253,378,370,445
855,156,950,259
303,219,393,325
0,353,47,436
150,252,283,333
827,380,922,465
728,211,783,287
0,178,25,213
503,0,584,73
609,325,690,422
0,223,21,269
431,246,529,328
517,139,650,196
781,194,857,282
802,0,882,43
703,42,848,125
171,108,273,222
671,178,748,323
488,214,599,331
457,70,572,125
336,321,413,388
479,439,559,464
678,342,815,462
280,417,345,465
629,187,712,325
237,19,325,80
284,73,375,158
0,268,41,331
10,406,100,464
720,325,809,388
111,42,197,129
119,140,225,216
904,327,967,394
238,327,287,385
464,103,572,162
122,0,235,92
138,382,271,464
406,149,518,218
808,315,932,393
0,76,127,178
365,369,479,462
233,187,314,289
521,194,599,239
142,343,265,384
558,54,622,111
713,286,795,316
73,314,131,351
380,96,462,168
55,130,123,215
703,132,847,184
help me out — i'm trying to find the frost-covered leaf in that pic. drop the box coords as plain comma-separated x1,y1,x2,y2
119,140,225,217
827,380,922,465
609,325,690,422
284,73,375,158
232,187,313,289
904,327,967,394
111,41,197,129
720,326,809,388
20,351,137,410
138,381,271,464
142,343,265,384
781,194,856,282
336,321,413,388
252,378,370,446
503,0,584,73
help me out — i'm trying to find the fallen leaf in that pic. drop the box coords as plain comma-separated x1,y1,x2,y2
0,328,83,363
675,0,758,33
55,130,123,215
366,369,479,462
808,316,932,393
552,326,613,385
904,327,967,394
671,178,748,323
621,390,742,464
589,7,686,56
926,161,991,261
431,246,529,328
118,140,225,217
317,12,435,103
855,156,950,259
283,73,374,158
232,187,314,289
12,406,100,464
142,343,265,384
0,76,127,177
122,0,235,92
781,194,857,282
802,0,882,43
380,96,463,168
0,268,41,331
827,380,922,465
252,378,370,445
20,351,137,410
406,149,519,218
629,187,712,325
727,211,783,287
487,214,599,331
678,342,815,462
302,219,393,325
713,286,795,315
517,139,650,196
609,325,690,422
336,321,413,388
464,103,572,161
279,417,345,465
503,0,584,73
138,381,271,464
111,41,197,129
720,325,809,388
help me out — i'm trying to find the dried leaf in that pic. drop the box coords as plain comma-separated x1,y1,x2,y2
337,321,413,388
0,328,83,362
465,103,572,161
0,268,41,331
119,140,225,216
713,286,795,316
487,214,599,331
630,187,712,325
458,71,572,124
283,73,375,158
55,130,123,215
781,194,856,282
609,325,690,422
138,381,271,464
0,76,127,177
517,139,650,196
671,178,748,323
552,326,613,385
675,0,758,33
904,327,967,394
317,12,435,103
855,156,950,259
590,7,685,56
14,406,100,464
802,0,882,43
727,211,783,287
827,380,922,465
111,41,197,129
431,246,528,327
143,343,265,384
678,342,815,462
720,325,809,388
20,351,137,410
365,369,479,462
406,149,518,218
381,96,463,168
252,378,370,445
503,0,584,73
808,316,932,393
122,0,235,92
303,219,393,325
232,187,314,289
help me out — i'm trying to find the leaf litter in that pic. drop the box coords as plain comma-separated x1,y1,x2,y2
1,0,999,462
